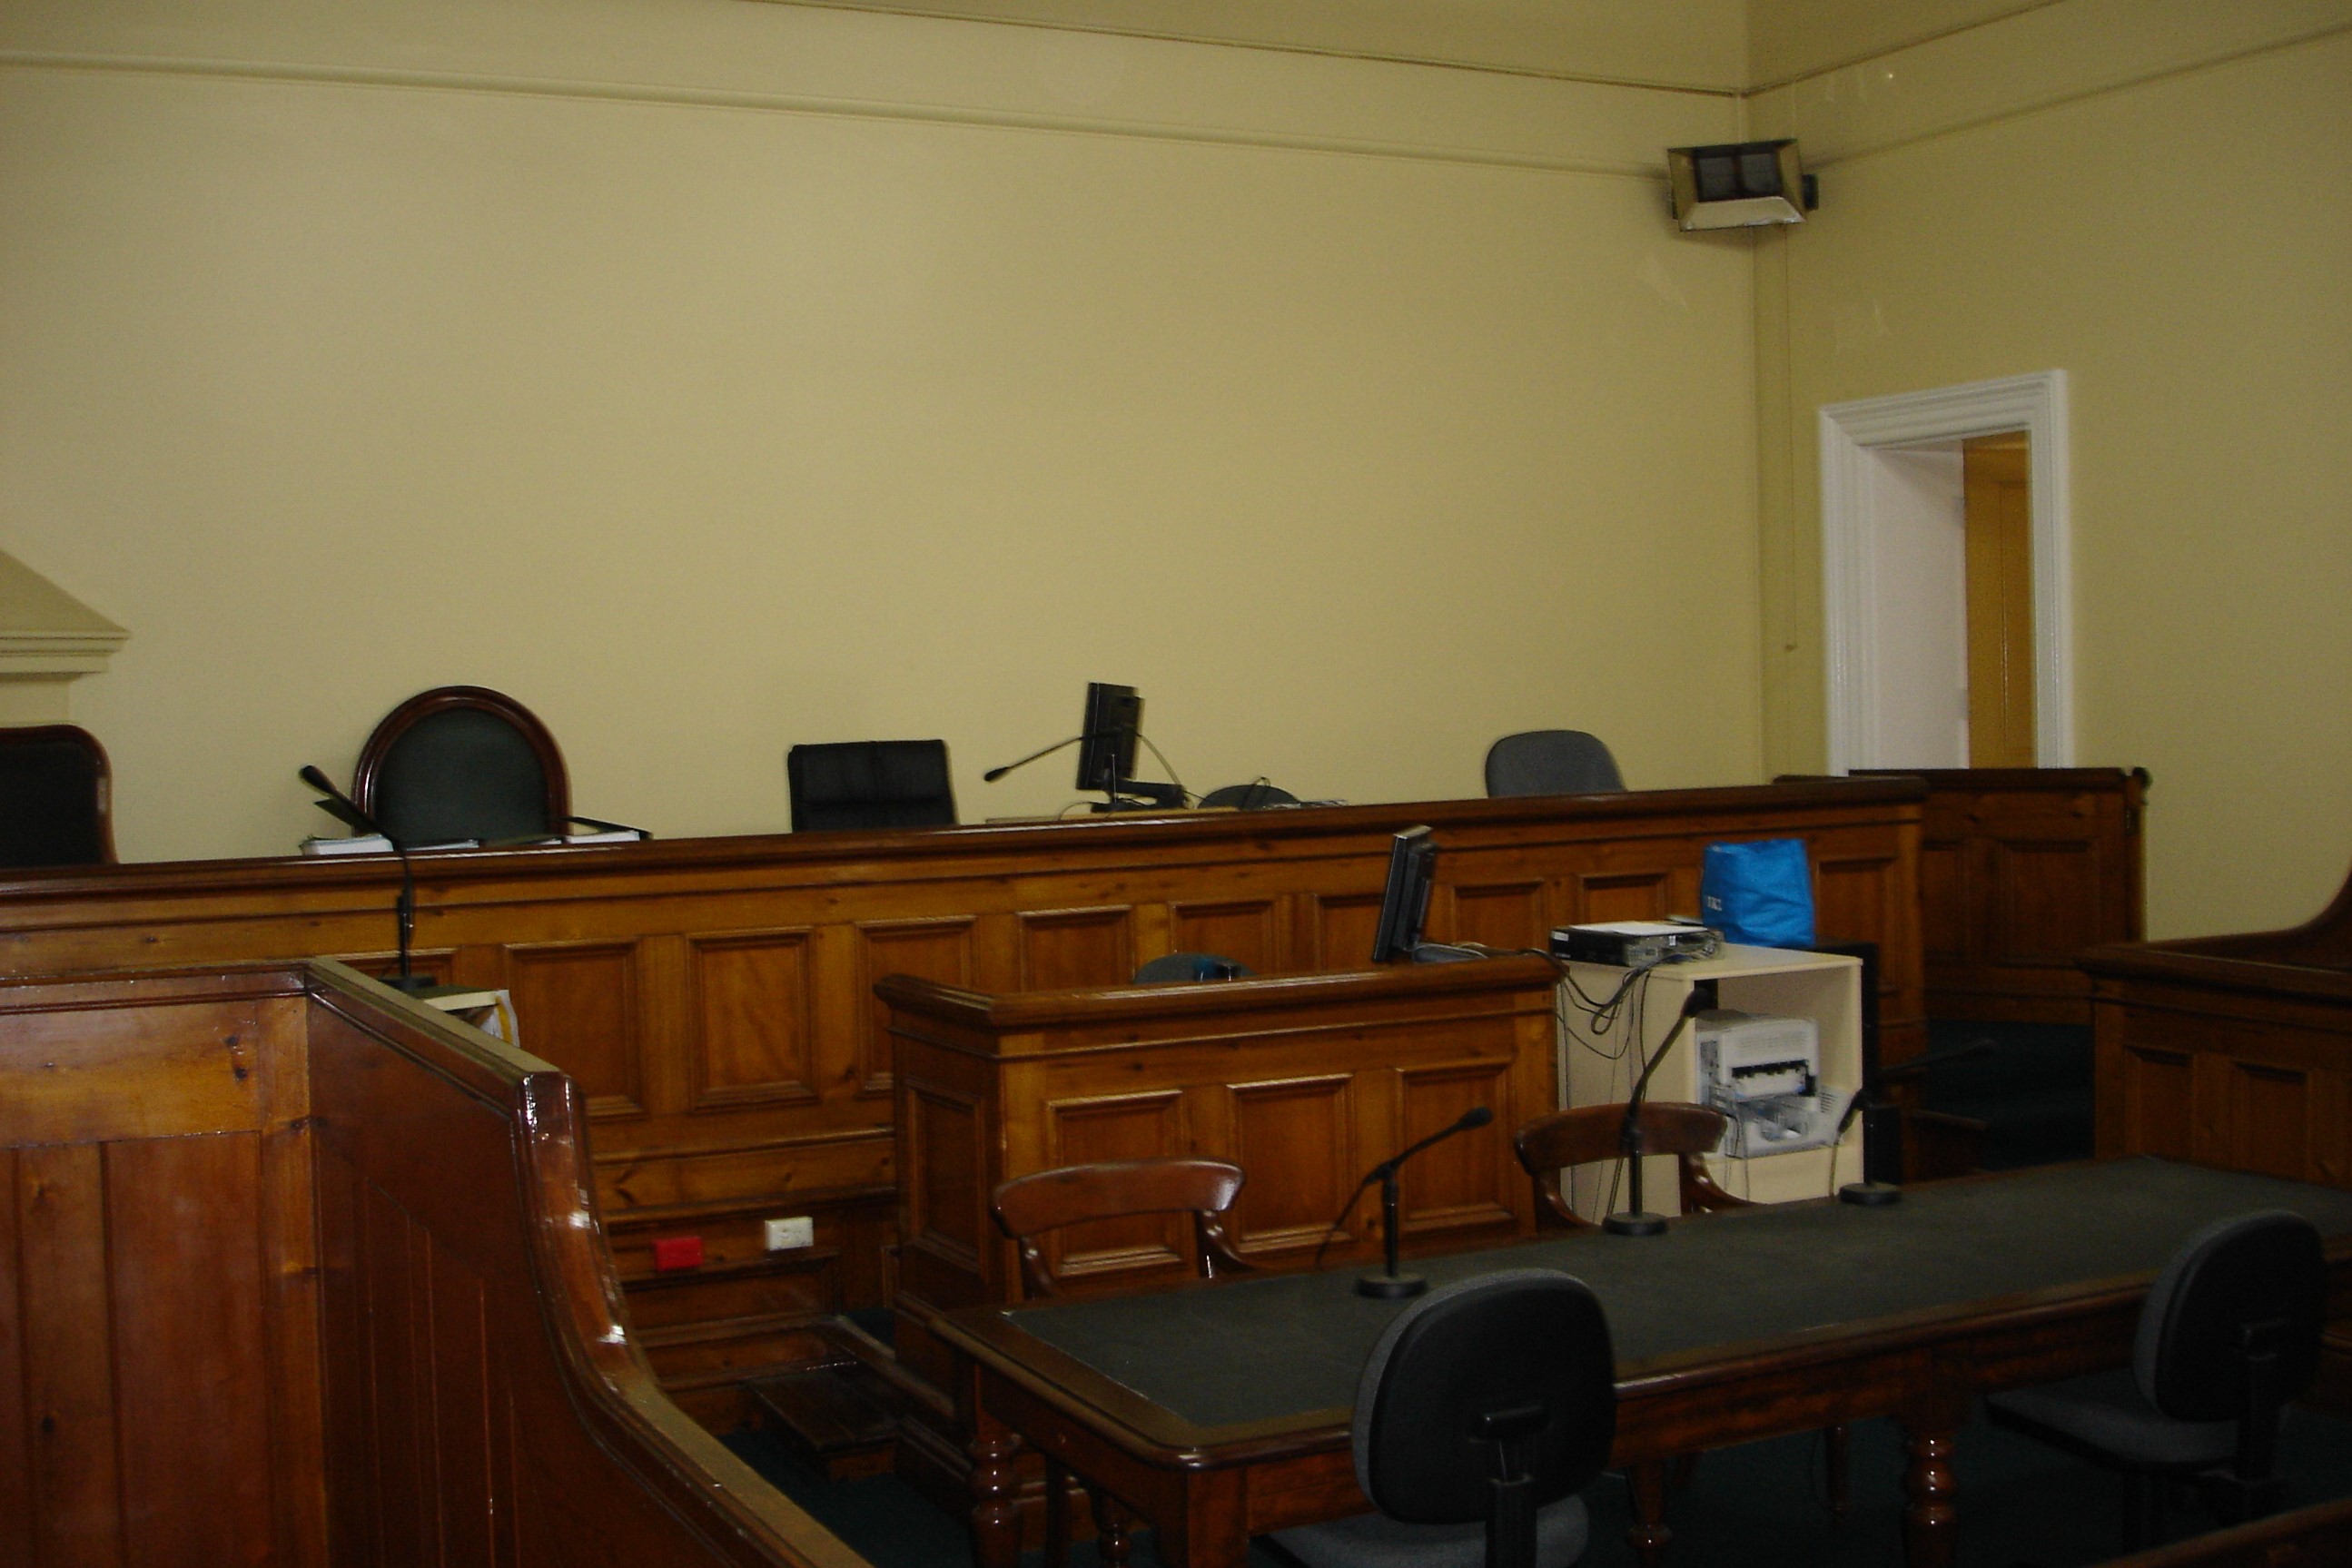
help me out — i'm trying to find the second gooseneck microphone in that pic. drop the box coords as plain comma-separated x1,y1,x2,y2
1354,1105,1494,1299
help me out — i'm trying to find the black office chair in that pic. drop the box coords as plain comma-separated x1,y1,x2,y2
1132,952,1254,983
1270,1270,1616,1568
353,686,568,844
1200,782,1300,810
787,740,956,833
1484,733,1625,797
0,725,115,869
1986,1209,2327,1550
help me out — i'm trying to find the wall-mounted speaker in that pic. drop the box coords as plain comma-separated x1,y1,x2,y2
1666,140,1813,231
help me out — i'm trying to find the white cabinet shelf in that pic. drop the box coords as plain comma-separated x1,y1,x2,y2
1555,943,1863,1222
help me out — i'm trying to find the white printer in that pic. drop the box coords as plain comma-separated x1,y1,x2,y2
1693,1010,1850,1159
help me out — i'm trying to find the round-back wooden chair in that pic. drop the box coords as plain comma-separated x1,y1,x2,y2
1511,1102,1745,1228
990,1158,1250,1565
352,685,568,845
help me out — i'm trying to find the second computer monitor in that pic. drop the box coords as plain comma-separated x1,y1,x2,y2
1369,824,1438,964
1075,683,1142,794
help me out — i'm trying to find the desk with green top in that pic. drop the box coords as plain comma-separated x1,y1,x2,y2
934,1160,2352,1568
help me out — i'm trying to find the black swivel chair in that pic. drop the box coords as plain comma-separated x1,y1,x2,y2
1987,1209,2327,1550
786,740,956,833
352,686,569,844
0,725,115,869
1483,732,1625,797
1270,1270,1616,1568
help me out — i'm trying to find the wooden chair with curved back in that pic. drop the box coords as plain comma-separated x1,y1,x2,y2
1512,1101,1748,1227
1513,1102,1852,1514
352,685,570,846
991,1158,1251,1566
0,724,115,869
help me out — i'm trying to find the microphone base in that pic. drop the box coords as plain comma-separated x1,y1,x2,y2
1839,1181,1902,1208
1602,1210,1669,1238
1355,1272,1427,1299
380,973,442,997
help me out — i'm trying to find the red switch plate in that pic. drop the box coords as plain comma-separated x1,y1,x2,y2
651,1235,705,1272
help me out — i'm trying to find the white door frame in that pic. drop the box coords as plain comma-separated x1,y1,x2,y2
1819,370,2071,774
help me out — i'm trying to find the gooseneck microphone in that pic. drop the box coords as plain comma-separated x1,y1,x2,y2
1351,1105,1495,1299
982,732,1093,784
1605,986,1714,1238
299,764,435,996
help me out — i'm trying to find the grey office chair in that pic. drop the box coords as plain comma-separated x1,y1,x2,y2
1483,732,1625,797
1200,781,1299,810
1986,1210,2327,1550
1270,1270,1616,1568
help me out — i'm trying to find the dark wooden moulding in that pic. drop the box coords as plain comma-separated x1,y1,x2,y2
2085,860,2352,1190
0,959,869,1568
1831,766,2147,1025
0,780,1926,1419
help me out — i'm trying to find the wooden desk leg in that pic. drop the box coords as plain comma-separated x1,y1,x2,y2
1626,1462,1673,1568
966,1411,1025,1568
1092,1489,1135,1567
1826,1424,1851,1516
1897,1409,1962,1568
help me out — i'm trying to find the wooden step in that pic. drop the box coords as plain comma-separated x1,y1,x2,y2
747,1356,900,1481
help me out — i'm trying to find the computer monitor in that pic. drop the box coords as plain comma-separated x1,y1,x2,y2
1074,683,1142,794
1369,825,1438,965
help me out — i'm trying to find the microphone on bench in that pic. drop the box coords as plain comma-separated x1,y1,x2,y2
1352,1106,1495,1299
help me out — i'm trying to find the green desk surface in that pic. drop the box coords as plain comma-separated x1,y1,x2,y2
997,1159,2352,1433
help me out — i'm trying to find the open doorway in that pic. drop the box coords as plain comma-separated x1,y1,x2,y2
1819,371,2071,774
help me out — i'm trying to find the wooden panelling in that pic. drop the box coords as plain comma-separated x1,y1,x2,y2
508,940,646,1118
1847,767,2145,1024
1450,881,1547,952
1395,1062,1517,1237
0,976,323,1568
15,1142,122,1568
0,782,1925,1397
1574,871,1673,924
854,920,974,1097
1018,906,1136,991
2089,853,2352,1191
905,1086,984,1273
1171,899,1282,973
1043,1091,1190,1282
688,930,820,1112
1226,1075,1354,1257
108,1134,276,1568
1308,892,1382,971
2118,1047,2199,1162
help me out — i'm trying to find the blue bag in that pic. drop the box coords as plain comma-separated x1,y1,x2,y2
1700,839,1815,949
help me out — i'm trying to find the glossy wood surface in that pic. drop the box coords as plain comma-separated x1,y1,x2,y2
1850,767,2145,1024
0,960,869,1568
0,781,1924,1396
2086,858,2352,1190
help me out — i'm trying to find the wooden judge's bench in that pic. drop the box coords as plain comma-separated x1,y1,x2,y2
0,779,1930,1421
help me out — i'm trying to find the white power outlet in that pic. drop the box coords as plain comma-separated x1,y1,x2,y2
763,1216,815,1251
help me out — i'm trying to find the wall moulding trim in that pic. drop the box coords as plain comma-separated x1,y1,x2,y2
1819,370,2071,775
0,52,1672,180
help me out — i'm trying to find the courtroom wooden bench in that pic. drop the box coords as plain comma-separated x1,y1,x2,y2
0,958,866,1568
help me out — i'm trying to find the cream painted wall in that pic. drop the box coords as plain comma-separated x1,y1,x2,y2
1752,6,2352,937
0,3,1760,863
